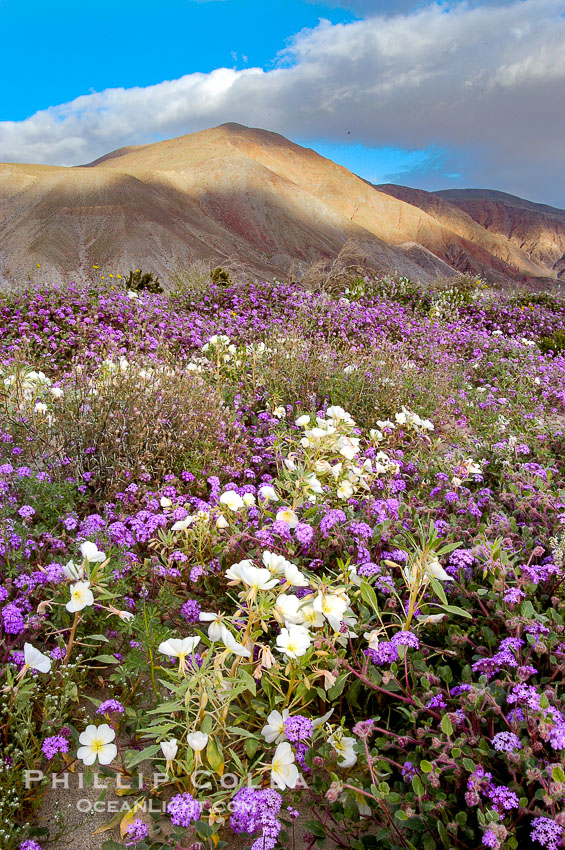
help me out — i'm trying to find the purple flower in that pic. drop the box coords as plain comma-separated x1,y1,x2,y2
482,830,498,849
401,761,417,781
181,599,202,623
284,715,313,743
294,522,314,547
503,588,525,604
42,735,69,760
491,732,522,753
487,785,519,813
319,509,346,537
2,602,25,635
391,630,420,649
125,818,149,846
167,792,201,827
531,817,564,850
18,505,35,519
19,842,43,850
97,699,125,715
230,788,282,842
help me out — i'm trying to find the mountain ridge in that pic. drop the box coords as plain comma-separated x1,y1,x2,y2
0,123,563,288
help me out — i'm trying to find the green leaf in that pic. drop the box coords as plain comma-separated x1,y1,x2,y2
195,821,213,839
304,820,327,838
412,775,425,797
441,715,453,737
437,821,450,848
437,604,472,619
420,760,434,773
552,765,565,783
238,669,257,696
92,654,121,664
245,737,259,759
125,744,160,769
206,737,225,776
360,580,379,614
327,673,349,700
429,576,448,605
101,842,126,850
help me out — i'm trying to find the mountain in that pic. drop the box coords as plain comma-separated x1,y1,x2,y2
0,123,563,288
435,189,565,281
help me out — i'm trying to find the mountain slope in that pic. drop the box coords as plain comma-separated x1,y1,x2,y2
0,123,562,287
435,189,565,280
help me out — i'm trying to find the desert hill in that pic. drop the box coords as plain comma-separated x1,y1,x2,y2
0,123,563,287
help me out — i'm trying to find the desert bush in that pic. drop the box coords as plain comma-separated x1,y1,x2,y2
0,356,247,496
124,268,163,294
538,329,565,356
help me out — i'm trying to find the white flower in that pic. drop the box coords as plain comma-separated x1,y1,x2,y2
62,559,83,581
80,541,106,563
66,580,94,613
300,603,325,629
160,739,178,762
275,594,307,626
283,562,309,587
262,551,292,575
216,514,229,529
200,612,223,641
160,496,172,509
336,435,360,460
427,558,454,582
463,458,483,476
219,624,251,658
49,386,64,398
238,564,279,592
127,290,139,299
243,493,256,506
225,559,254,583
363,629,382,650
312,592,348,631
295,414,310,427
77,724,117,766
312,708,334,728
275,625,312,659
186,731,208,752
326,405,354,424
328,730,357,767
158,636,201,672
419,612,447,625
219,491,245,512
337,480,354,500
305,475,323,495
262,709,290,743
275,508,299,528
271,741,298,790
171,516,195,531
23,642,52,673
347,564,362,587
273,406,286,419
117,610,134,622
258,485,279,502
34,402,48,414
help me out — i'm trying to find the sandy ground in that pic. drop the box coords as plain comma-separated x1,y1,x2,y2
38,766,344,850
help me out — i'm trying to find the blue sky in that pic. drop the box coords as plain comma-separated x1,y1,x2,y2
0,0,563,205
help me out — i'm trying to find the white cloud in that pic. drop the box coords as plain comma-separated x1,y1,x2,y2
1,0,564,204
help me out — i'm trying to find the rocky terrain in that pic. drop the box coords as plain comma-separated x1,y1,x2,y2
0,123,563,287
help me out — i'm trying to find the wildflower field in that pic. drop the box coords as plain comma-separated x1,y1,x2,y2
1,274,565,850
